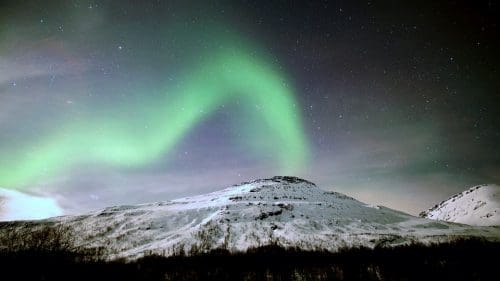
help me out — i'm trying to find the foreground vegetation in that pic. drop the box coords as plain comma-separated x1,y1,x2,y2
0,233,498,280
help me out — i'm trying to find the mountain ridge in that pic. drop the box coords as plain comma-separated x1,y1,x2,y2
420,184,500,226
1,177,499,261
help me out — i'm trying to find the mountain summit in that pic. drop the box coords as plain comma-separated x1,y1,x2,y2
420,184,500,226
1,177,499,261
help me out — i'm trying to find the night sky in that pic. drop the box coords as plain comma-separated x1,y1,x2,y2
0,0,499,217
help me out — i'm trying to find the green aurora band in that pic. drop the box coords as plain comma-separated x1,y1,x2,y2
0,38,310,189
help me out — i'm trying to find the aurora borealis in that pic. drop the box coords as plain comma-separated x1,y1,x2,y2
0,1,499,218
0,40,309,188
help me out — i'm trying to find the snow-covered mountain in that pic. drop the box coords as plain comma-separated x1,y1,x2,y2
420,184,500,226
1,177,499,261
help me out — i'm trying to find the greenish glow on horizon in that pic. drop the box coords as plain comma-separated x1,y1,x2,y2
0,37,309,188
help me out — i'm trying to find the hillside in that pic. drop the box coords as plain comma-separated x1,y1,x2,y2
420,184,500,226
1,176,499,262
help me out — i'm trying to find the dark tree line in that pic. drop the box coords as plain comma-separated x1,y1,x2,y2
0,224,498,280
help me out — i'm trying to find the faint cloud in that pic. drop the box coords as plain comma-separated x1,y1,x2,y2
0,188,63,221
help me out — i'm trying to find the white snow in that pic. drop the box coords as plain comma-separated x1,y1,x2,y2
1,177,499,261
420,184,500,226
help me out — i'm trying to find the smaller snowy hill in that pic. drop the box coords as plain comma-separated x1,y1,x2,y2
420,184,500,226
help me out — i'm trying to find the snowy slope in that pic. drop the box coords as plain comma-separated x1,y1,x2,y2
420,184,500,226
1,177,499,261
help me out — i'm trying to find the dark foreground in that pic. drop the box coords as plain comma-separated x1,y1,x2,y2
1,239,498,281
